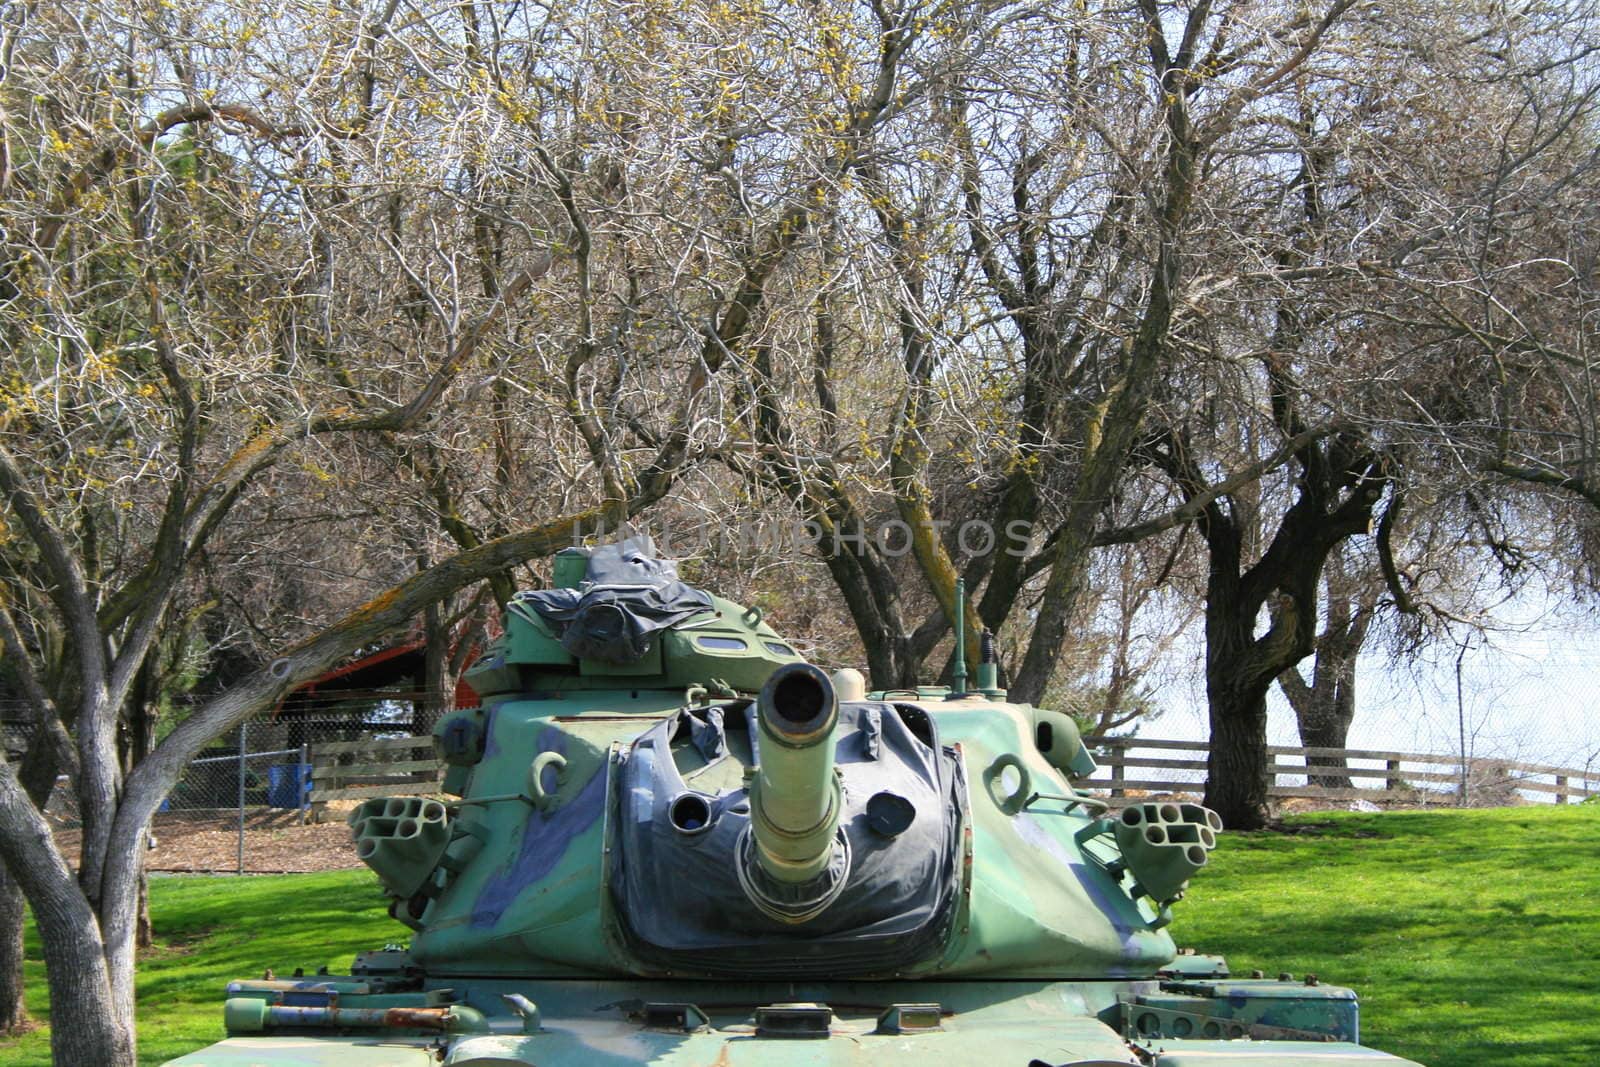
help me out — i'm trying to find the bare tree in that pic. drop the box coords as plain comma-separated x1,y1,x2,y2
728,1,1366,711
2,0,1597,1055
1276,547,1381,788
1345,4,1600,527
0,0,895,1059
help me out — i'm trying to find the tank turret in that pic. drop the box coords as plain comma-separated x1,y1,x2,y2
169,538,1426,1067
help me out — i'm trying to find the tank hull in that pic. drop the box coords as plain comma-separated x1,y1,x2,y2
165,551,1426,1067
163,977,1423,1067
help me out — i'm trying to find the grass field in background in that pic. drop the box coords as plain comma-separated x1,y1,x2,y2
1,869,398,1066
1178,807,1599,1067
1,806,1595,1065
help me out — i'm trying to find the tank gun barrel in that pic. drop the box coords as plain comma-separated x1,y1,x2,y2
749,663,841,885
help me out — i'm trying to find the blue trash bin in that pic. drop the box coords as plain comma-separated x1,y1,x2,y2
266,763,312,809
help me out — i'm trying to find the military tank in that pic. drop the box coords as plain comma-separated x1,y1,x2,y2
167,538,1423,1066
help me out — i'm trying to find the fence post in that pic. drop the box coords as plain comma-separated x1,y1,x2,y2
1109,743,1125,798
1385,759,1401,792
298,743,310,824
236,722,246,876
1555,775,1568,805
308,742,329,824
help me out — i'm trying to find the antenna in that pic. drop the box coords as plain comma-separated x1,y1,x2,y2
951,578,969,695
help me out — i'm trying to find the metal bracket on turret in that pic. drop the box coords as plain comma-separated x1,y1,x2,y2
1119,977,1361,1046
530,751,568,811
755,1002,832,1039
984,752,1032,814
1120,994,1341,1044
637,1002,710,1033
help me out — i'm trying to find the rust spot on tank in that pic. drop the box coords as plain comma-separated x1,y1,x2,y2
381,1006,453,1030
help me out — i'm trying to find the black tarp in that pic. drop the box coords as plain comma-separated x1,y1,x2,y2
514,537,713,663
609,701,967,978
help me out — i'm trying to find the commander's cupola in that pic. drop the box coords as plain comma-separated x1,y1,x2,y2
462,537,804,699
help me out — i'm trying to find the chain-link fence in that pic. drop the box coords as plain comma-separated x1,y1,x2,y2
7,714,403,875
155,735,310,873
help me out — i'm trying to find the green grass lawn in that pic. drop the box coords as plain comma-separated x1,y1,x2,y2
1177,807,1600,1067
1,869,400,1066
1,806,1595,1065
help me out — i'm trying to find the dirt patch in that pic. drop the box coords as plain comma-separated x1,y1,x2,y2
54,810,363,874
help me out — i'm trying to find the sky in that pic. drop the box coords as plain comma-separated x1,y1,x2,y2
1130,592,1600,801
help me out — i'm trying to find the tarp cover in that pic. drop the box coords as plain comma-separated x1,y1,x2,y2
609,701,967,977
514,537,713,663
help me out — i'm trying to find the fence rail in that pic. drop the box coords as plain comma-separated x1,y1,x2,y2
1083,735,1598,806
309,735,443,804
303,731,1596,812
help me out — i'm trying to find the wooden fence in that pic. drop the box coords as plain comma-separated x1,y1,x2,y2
305,732,1597,811
309,735,443,808
1083,735,1598,806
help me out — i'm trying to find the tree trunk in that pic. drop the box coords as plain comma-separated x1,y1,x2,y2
52,937,134,1063
1280,659,1356,793
416,595,453,737
0,766,136,1065
1278,585,1371,789
1195,497,1312,831
1302,730,1353,786
37,918,133,1067
0,861,25,1034
126,682,158,948
1202,573,1277,832
1204,677,1272,831
1010,207,1188,703
1179,413,1385,829
745,337,922,692
136,870,153,950
1010,517,1098,704
0,722,67,1036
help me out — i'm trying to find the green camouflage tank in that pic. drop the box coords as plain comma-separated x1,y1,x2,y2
167,540,1423,1067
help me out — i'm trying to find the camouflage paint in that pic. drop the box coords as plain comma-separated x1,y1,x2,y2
468,761,608,929
165,568,1425,1067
